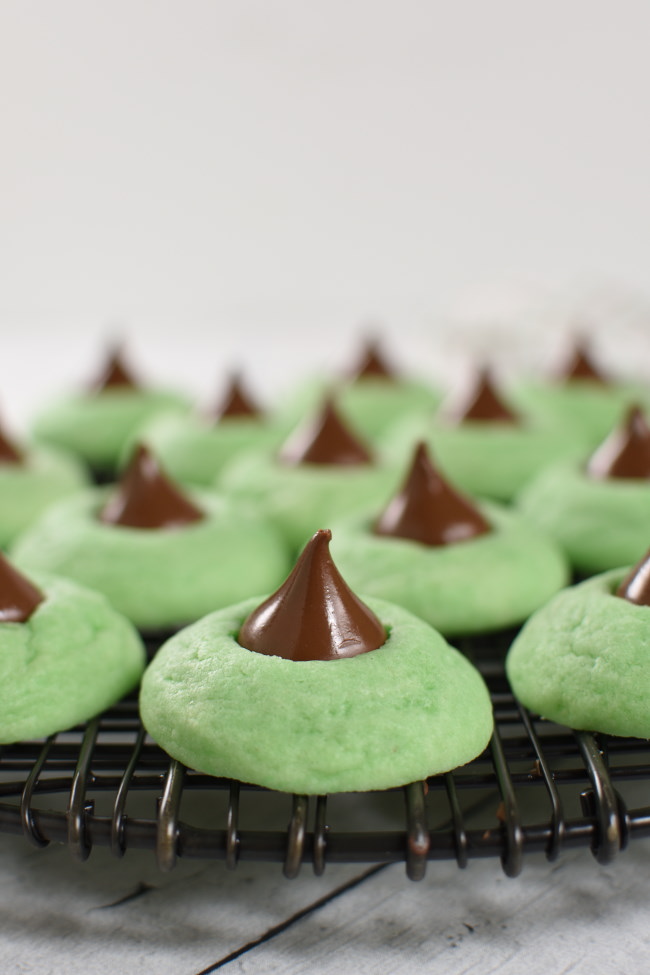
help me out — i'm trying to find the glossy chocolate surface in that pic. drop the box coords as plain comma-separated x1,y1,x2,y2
238,529,386,661
279,398,373,466
587,406,650,480
0,554,44,623
616,550,650,606
450,369,519,424
374,441,492,546
559,343,608,384
93,348,139,391
99,444,205,529
350,339,398,382
213,374,263,421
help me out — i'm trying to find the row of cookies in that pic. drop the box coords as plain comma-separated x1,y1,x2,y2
2,335,650,798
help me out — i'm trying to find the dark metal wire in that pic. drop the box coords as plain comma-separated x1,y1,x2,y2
225,781,240,870
284,795,308,879
67,719,100,862
404,781,429,881
2,639,650,878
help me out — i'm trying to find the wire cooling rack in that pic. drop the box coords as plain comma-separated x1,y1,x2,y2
1,630,649,881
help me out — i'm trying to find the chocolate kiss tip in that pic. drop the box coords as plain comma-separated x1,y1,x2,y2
238,529,386,661
214,374,262,421
561,342,608,384
587,404,650,480
279,398,373,466
0,553,44,623
453,368,519,424
374,441,491,547
99,444,205,529
616,549,650,606
351,339,397,382
94,348,138,391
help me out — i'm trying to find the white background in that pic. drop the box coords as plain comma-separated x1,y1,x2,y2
2,0,650,422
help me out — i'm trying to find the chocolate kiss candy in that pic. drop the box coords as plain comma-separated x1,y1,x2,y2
93,347,139,391
213,374,262,421
0,420,23,465
451,368,519,424
238,529,386,661
99,444,204,529
617,549,650,606
587,406,650,480
350,338,398,382
0,553,44,623
560,342,608,384
375,441,491,546
279,398,373,466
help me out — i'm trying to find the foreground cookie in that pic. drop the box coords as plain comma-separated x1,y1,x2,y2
331,443,568,636
518,406,650,574
12,445,289,630
0,554,144,743
140,530,493,794
506,553,650,737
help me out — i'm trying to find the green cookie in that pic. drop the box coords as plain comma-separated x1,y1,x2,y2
219,450,402,554
506,570,650,737
0,446,88,548
382,415,585,503
12,489,290,629
140,596,493,794
32,388,190,469
510,381,644,448
518,461,650,574
330,504,569,636
276,377,441,442
0,572,145,743
130,411,283,487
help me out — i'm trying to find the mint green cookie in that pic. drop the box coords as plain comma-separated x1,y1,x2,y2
140,596,493,794
130,412,283,487
382,415,585,503
0,446,88,547
32,388,190,470
330,505,569,636
510,382,644,448
219,451,402,553
0,572,145,743
277,377,441,442
518,461,650,574
11,489,290,629
506,570,650,737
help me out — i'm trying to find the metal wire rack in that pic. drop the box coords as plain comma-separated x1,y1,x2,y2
1,630,649,881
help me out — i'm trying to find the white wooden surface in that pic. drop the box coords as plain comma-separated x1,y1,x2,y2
1,831,649,974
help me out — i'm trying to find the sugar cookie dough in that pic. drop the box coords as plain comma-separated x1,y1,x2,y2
218,398,402,553
0,445,88,547
384,414,584,503
517,461,650,575
11,487,290,630
140,595,493,794
132,411,282,487
0,570,145,743
32,388,190,473
331,504,569,636
506,569,650,737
